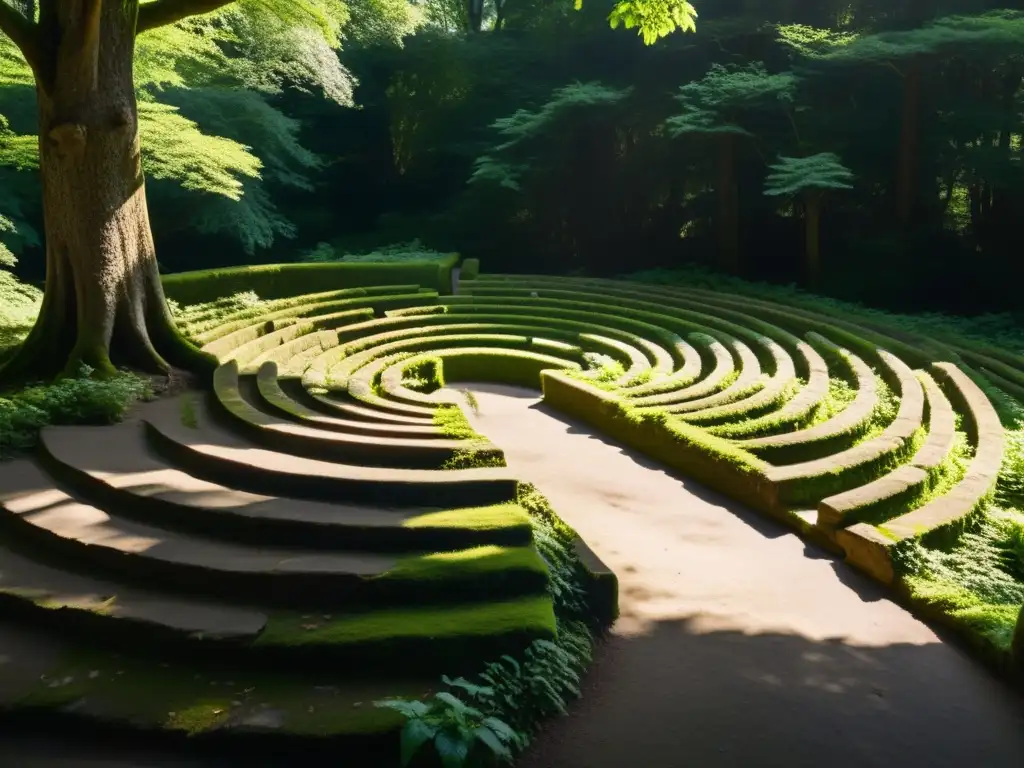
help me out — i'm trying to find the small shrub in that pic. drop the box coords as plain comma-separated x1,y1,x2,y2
376,485,598,765
374,692,522,767
0,365,153,458
403,357,445,394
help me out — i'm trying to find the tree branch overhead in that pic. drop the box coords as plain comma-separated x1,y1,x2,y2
0,0,41,71
136,0,236,34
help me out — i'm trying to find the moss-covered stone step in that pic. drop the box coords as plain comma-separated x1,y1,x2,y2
662,334,764,413
837,364,1004,583
226,309,374,372
0,616,424,758
736,335,878,463
707,339,830,439
143,396,517,507
0,540,267,643
335,315,660,374
431,347,582,388
630,331,733,407
179,284,417,339
212,362,485,468
37,423,533,552
0,546,556,675
193,288,435,347
0,459,548,608
815,371,958,530
761,350,926,506
304,389,436,425
255,365,447,440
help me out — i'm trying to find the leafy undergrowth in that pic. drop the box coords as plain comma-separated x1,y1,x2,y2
897,509,1024,653
374,485,601,767
0,270,40,357
0,276,245,458
0,366,154,458
896,392,1024,656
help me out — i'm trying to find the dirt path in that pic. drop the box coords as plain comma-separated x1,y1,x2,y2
464,384,1024,768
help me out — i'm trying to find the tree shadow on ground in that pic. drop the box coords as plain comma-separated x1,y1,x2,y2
4,619,1021,768
519,617,1024,768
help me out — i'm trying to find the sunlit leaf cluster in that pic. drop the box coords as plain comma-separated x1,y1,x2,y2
593,0,697,46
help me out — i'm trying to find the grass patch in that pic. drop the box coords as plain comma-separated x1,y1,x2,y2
893,391,1024,655
259,596,555,648
0,270,39,357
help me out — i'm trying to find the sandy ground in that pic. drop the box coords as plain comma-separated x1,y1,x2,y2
3,383,1023,766
463,384,1024,768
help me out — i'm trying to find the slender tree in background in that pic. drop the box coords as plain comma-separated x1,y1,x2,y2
811,11,1024,229
0,0,345,383
667,63,797,275
763,152,854,288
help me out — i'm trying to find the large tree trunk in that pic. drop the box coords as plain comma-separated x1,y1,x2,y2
895,57,922,228
0,0,210,384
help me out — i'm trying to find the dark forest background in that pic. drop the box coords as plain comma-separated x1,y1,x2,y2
2,0,1022,317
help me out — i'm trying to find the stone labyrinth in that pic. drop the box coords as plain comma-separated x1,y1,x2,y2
0,268,1009,738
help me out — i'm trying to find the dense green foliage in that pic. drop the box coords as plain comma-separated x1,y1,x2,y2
0,0,1015,317
376,493,595,766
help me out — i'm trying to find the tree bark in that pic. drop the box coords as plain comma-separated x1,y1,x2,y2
0,0,212,385
895,57,922,228
467,0,483,32
803,192,822,289
717,134,740,275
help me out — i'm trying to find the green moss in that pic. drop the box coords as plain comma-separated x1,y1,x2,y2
401,356,445,393
433,404,479,441
382,544,548,583
896,507,1024,653
18,649,422,738
259,596,556,648
179,392,199,429
162,256,460,305
807,377,857,426
442,449,507,469
405,503,532,531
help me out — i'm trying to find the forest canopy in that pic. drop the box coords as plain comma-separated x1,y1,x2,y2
0,0,1020,319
